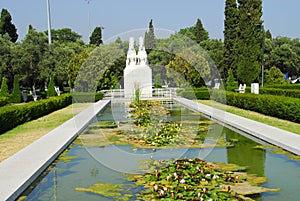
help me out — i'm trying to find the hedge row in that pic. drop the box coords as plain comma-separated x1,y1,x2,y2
179,88,210,100
211,90,300,123
260,88,300,99
72,92,104,103
265,84,300,90
0,97,9,107
0,94,72,134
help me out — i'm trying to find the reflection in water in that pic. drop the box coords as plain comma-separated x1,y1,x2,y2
19,102,300,201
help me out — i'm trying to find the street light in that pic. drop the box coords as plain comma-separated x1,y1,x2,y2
46,0,52,50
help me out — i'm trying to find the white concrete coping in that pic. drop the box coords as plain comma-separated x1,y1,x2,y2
174,97,300,156
0,100,110,201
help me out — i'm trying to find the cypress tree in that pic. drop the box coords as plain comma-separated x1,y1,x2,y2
89,26,103,46
223,0,239,78
194,18,209,44
145,19,156,50
10,75,21,103
47,77,57,97
0,77,9,97
0,8,18,42
236,0,263,85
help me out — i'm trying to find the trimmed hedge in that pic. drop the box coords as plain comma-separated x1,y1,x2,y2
0,94,72,134
211,90,300,123
265,84,300,90
72,92,104,103
0,97,9,107
260,88,300,99
179,88,210,100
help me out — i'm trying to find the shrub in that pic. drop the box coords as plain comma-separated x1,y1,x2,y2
0,94,72,134
47,77,57,97
72,92,104,103
0,77,9,97
226,69,238,92
265,84,300,90
0,97,9,107
260,88,300,99
10,75,22,103
211,90,300,123
179,88,210,100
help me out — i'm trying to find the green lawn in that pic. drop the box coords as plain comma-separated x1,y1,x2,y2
198,100,300,135
0,103,91,162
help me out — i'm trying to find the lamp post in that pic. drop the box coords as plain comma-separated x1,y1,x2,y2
46,0,52,50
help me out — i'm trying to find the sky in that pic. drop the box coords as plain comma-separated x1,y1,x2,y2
1,0,300,43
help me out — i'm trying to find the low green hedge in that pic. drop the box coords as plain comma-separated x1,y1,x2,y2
211,90,300,123
0,94,72,134
179,88,210,100
72,92,104,103
265,84,300,90
0,97,9,107
260,88,300,99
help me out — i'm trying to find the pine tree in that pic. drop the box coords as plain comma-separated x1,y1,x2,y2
194,18,209,44
0,8,18,42
0,77,9,97
236,0,263,85
223,0,239,78
89,26,103,46
47,77,56,97
145,19,155,50
10,75,21,103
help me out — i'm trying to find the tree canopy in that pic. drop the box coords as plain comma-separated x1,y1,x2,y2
0,8,18,42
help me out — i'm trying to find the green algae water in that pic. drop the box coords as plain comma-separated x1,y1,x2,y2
18,101,300,201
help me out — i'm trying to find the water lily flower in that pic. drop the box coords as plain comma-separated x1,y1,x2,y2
196,166,200,171
180,179,186,184
184,186,187,190
166,175,171,181
212,175,217,180
197,192,201,198
163,187,168,191
159,190,165,197
173,172,177,177
206,174,211,177
171,192,175,198
153,185,158,191
155,170,159,178
201,178,206,182
202,188,207,193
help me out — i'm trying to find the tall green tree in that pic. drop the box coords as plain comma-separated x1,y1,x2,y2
46,28,82,43
236,0,263,85
10,75,21,103
145,19,156,50
21,25,48,89
223,0,239,78
178,18,209,44
89,26,103,46
0,8,18,42
194,18,209,44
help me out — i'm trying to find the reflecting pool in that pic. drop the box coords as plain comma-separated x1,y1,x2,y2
18,101,300,201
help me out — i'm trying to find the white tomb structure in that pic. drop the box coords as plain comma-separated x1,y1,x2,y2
124,37,152,98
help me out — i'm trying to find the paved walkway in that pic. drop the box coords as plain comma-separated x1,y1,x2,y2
0,100,110,201
174,97,300,156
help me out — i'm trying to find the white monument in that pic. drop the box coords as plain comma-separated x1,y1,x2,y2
124,36,152,98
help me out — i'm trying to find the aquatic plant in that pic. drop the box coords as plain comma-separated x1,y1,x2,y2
131,158,279,200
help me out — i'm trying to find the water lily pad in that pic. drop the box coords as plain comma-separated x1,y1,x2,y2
75,182,124,197
224,183,280,195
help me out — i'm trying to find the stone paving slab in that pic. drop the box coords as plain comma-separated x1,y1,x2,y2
174,97,300,156
0,100,110,201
